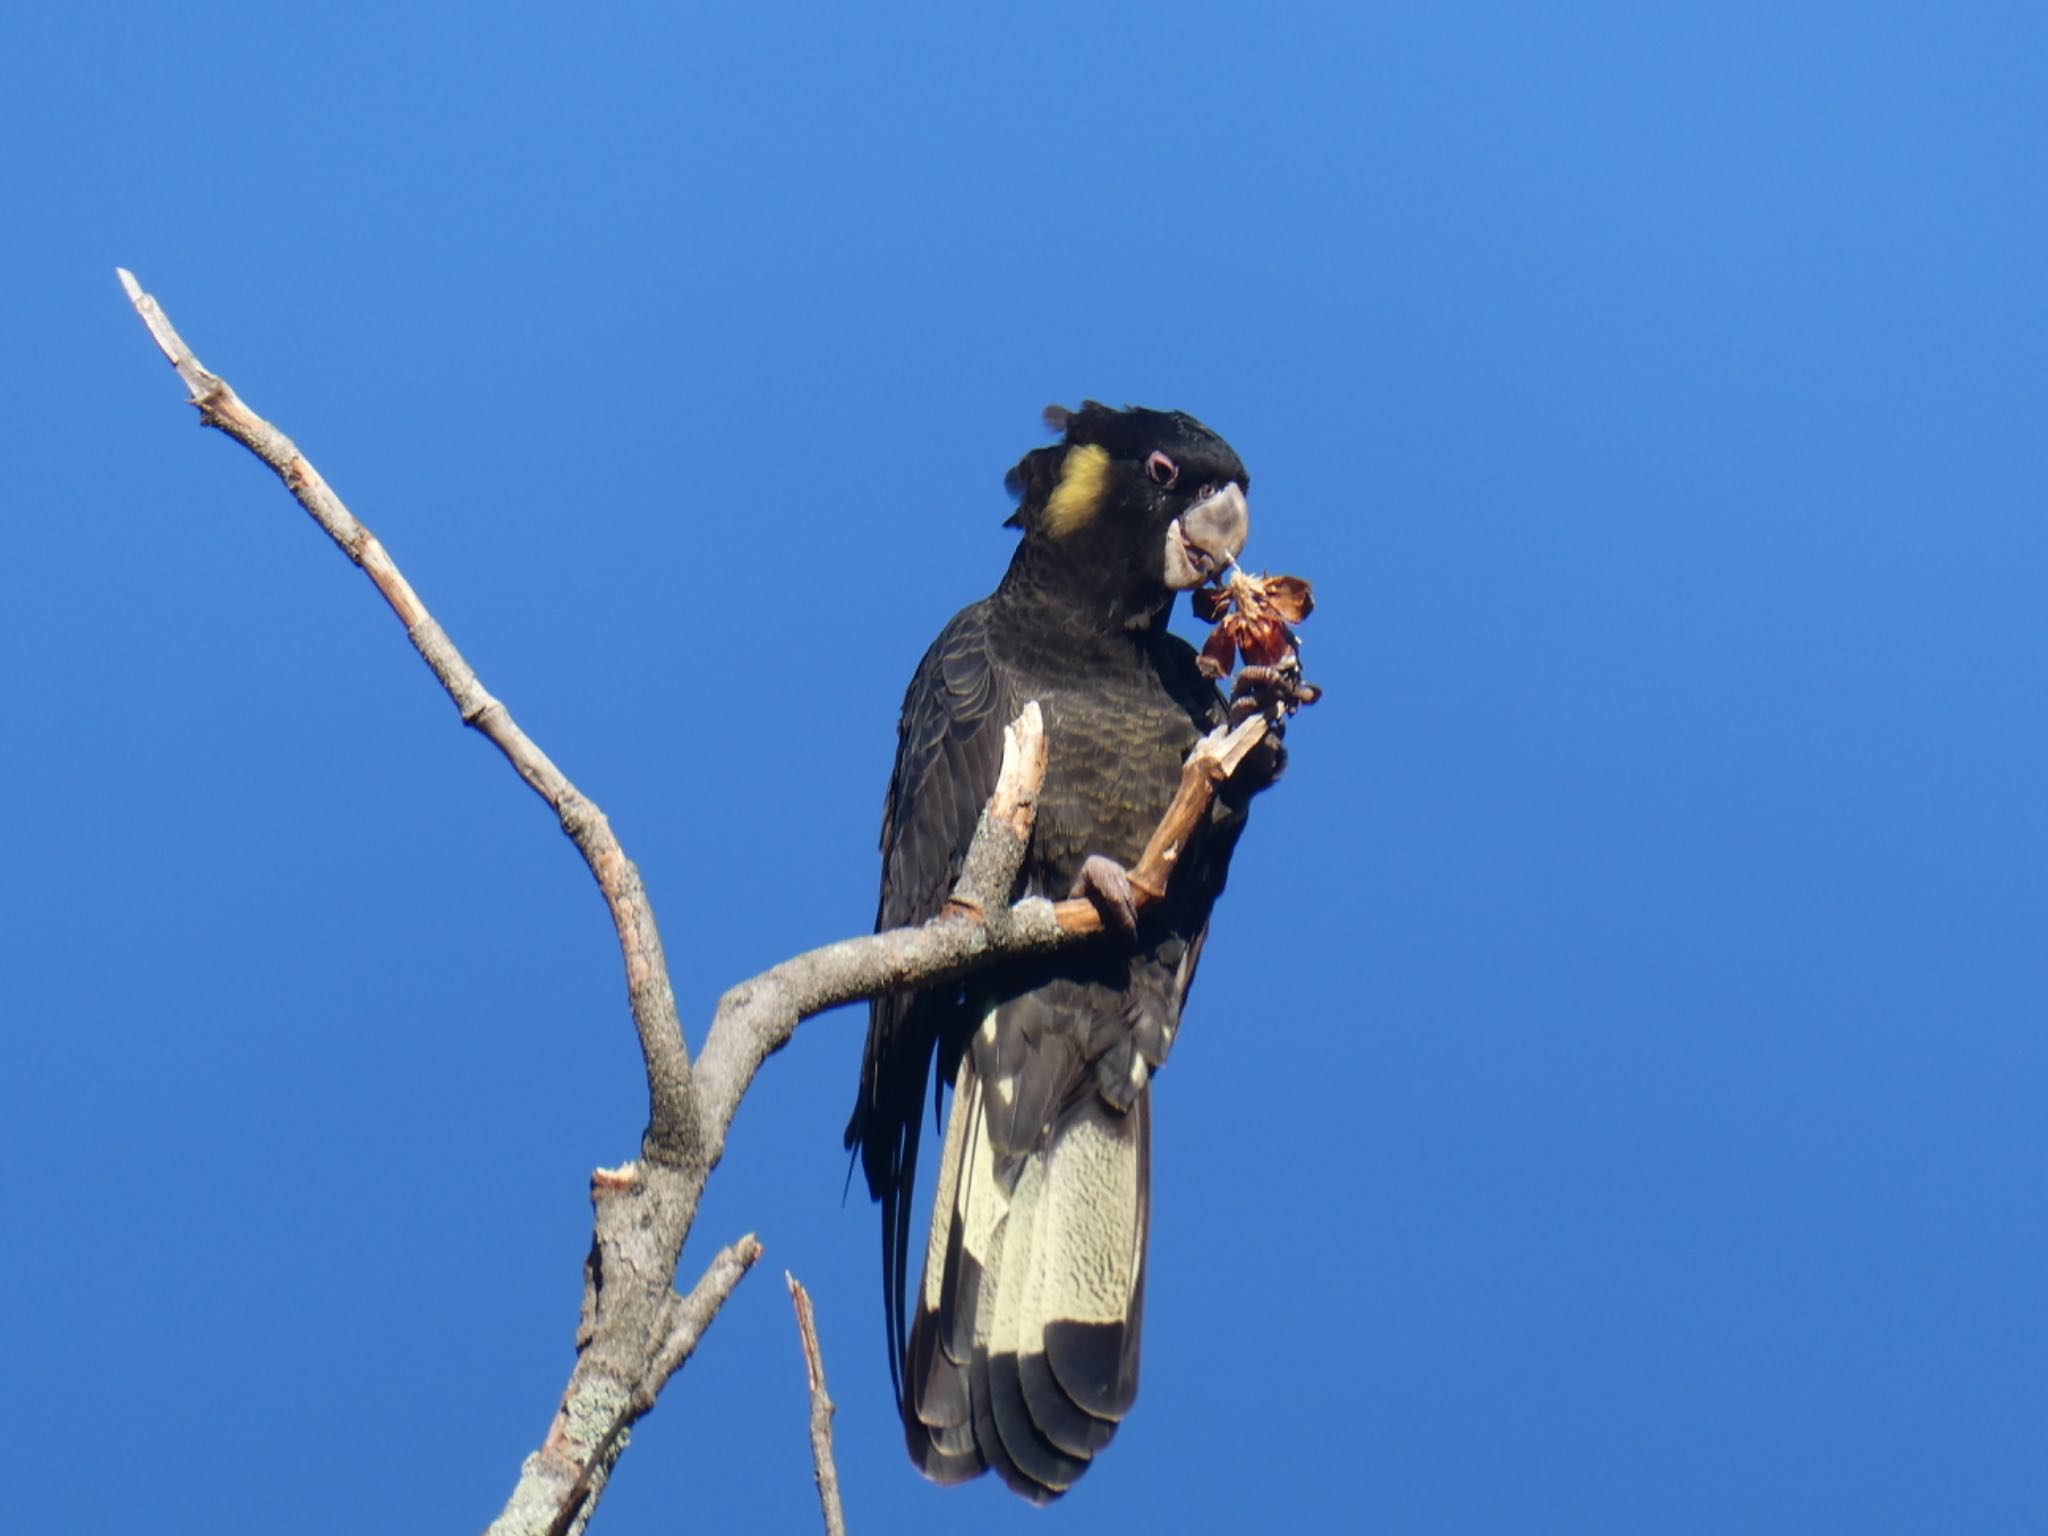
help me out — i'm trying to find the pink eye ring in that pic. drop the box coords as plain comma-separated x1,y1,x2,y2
1146,451,1180,489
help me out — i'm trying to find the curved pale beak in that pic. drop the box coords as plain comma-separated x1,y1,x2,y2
1163,483,1250,589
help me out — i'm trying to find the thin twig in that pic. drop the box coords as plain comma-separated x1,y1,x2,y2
114,268,699,1163
786,1274,849,1536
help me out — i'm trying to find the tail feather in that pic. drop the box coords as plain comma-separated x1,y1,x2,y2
986,1150,1092,1495
1038,1092,1148,1420
902,1047,1150,1501
1019,1349,1120,1459
905,1060,983,1483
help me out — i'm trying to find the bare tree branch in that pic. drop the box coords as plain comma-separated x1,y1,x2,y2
117,270,1275,1535
114,268,699,1160
499,1232,764,1536
689,705,1271,1140
786,1273,849,1536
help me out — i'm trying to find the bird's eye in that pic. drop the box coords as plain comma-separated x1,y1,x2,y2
1146,451,1180,489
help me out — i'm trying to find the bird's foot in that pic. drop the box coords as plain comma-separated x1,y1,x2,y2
1230,662,1322,722
1071,854,1141,938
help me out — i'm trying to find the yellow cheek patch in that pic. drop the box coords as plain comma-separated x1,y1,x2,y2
1044,443,1111,537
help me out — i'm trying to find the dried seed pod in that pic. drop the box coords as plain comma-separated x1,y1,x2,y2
1190,568,1322,712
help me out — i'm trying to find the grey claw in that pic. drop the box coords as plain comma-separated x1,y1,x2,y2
1073,854,1140,938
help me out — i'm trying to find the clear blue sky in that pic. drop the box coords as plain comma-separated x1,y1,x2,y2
4,4,2043,1532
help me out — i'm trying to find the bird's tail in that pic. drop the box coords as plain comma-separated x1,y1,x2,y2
901,1053,1151,1501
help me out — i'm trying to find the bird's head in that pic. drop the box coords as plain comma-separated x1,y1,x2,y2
1002,402,1250,626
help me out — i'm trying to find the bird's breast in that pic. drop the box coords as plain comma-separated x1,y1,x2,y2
1015,665,1202,895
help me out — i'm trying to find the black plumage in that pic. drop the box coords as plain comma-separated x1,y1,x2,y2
845,403,1273,1501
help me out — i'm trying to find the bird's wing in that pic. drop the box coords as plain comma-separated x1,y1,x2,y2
847,598,1015,1390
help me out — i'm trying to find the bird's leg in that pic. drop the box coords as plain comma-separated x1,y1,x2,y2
1071,854,1141,938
